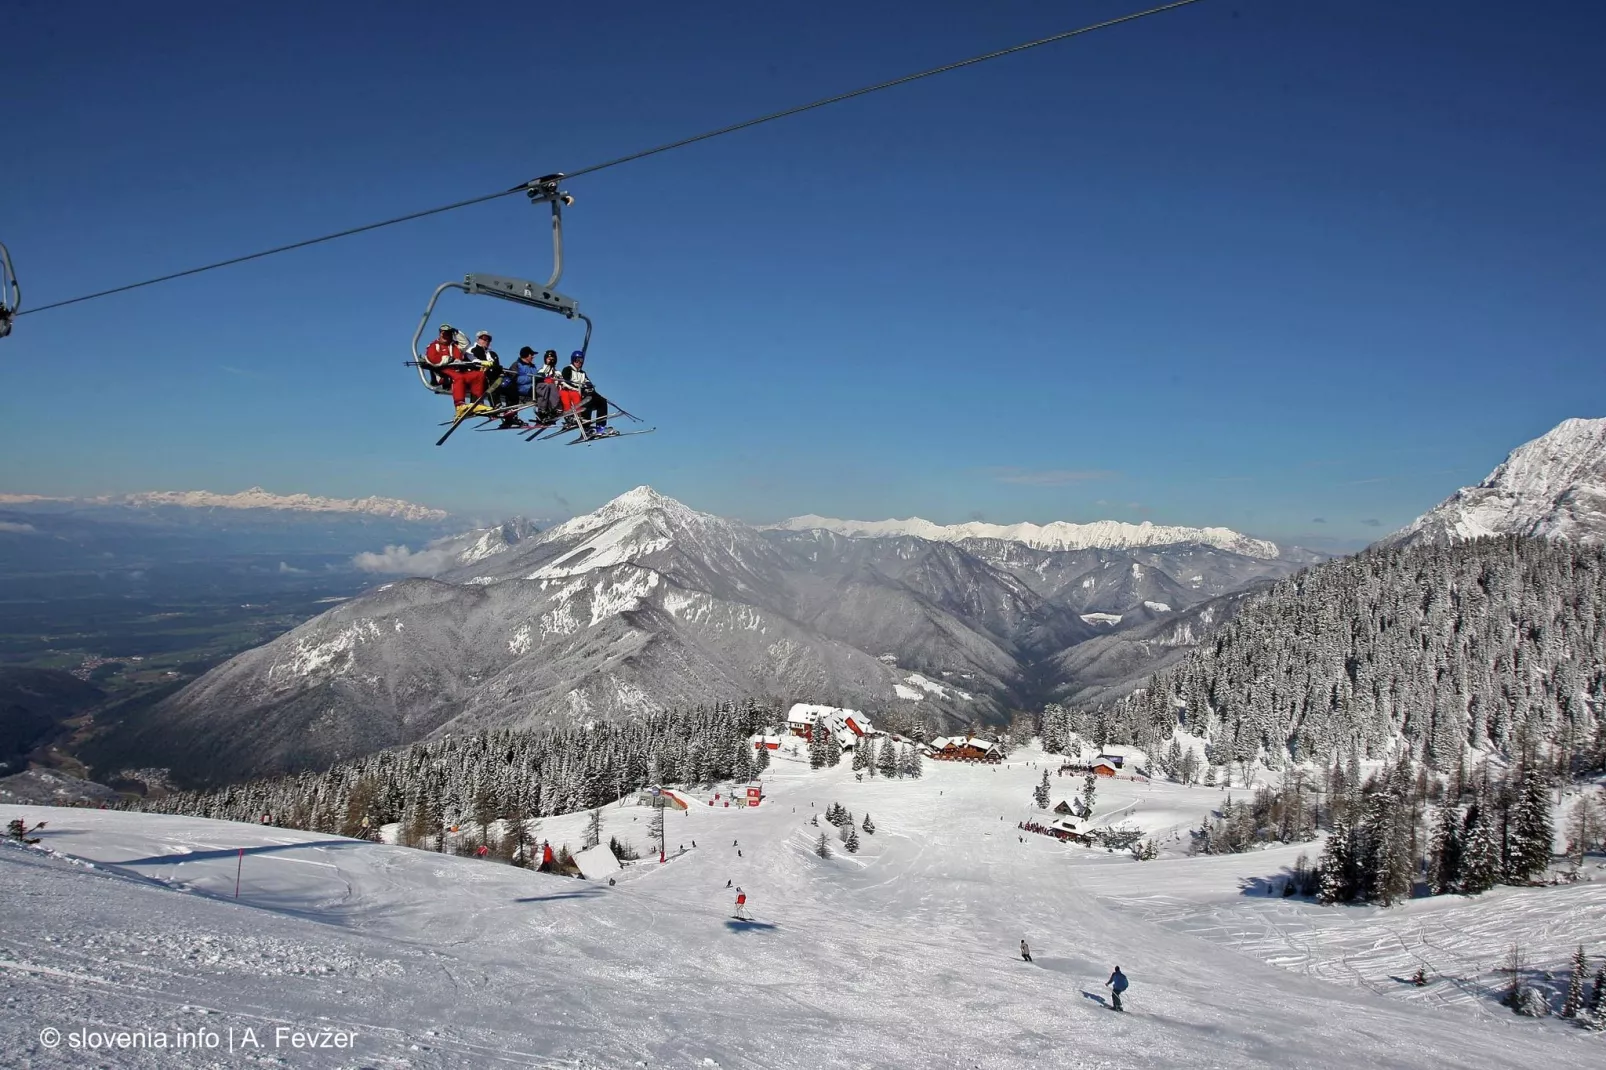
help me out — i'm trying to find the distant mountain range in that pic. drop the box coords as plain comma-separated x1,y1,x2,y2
1383,417,1606,547
95,487,1319,784
0,486,449,522
768,515,1281,558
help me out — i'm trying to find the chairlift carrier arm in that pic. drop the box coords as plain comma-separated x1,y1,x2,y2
410,175,591,393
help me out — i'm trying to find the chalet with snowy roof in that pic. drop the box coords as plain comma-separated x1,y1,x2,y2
784,703,874,747
750,733,783,751
1090,758,1119,778
929,735,1002,763
1052,800,1075,816
1096,753,1125,769
1050,819,1090,844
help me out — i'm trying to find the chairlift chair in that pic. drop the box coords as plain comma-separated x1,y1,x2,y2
0,241,19,339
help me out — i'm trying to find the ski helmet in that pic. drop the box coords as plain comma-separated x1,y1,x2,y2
571,350,585,360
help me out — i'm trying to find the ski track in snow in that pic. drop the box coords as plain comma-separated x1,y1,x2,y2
2,751,1602,1069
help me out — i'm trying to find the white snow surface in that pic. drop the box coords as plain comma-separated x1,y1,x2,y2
771,515,1279,558
1388,416,1606,545
3,753,1600,1069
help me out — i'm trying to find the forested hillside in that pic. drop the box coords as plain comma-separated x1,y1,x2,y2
1086,536,1606,770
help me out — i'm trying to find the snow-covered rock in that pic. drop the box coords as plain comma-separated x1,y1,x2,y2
1386,417,1606,546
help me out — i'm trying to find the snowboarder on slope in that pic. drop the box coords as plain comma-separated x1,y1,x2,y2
1020,939,1032,963
734,887,748,920
1106,966,1128,1011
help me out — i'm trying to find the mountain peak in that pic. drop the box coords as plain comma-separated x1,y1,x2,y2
1386,416,1606,546
767,514,1280,558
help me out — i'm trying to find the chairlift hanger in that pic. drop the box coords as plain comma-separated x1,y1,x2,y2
0,242,18,339
408,174,593,397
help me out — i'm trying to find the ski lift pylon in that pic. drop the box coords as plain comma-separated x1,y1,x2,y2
409,174,592,395
0,241,19,340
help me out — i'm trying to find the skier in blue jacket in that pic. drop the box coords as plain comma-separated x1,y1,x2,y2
1106,966,1128,1011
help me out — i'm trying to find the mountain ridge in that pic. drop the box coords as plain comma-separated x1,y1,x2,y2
769,514,1281,558
1385,416,1606,547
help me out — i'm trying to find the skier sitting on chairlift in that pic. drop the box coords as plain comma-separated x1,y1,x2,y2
560,350,616,437
492,347,542,429
425,323,493,416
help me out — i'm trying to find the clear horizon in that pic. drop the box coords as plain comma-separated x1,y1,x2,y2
3,1,1601,548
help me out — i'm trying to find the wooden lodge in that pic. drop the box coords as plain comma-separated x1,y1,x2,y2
928,735,1003,763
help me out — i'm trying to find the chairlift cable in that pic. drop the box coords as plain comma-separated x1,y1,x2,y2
16,0,1206,320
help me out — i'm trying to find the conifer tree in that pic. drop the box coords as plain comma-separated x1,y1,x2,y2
852,739,871,773
862,813,875,835
906,744,923,779
877,737,899,778
1428,803,1461,895
809,719,829,769
1506,763,1554,883
823,731,843,769
1034,770,1051,810
815,831,832,859
1562,946,1588,1019
845,827,861,854
1457,798,1502,895
1081,773,1098,817
1588,965,1606,1018
754,744,770,775
584,808,603,851
1318,816,1356,904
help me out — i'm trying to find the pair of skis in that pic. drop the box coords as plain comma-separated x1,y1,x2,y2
435,398,654,447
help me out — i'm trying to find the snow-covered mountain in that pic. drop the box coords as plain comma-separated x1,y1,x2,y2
111,486,450,521
1385,417,1606,546
101,488,1315,784
771,514,1281,558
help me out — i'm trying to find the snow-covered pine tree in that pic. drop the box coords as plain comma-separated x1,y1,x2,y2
1457,797,1502,895
852,738,871,772
1081,772,1098,816
1317,816,1357,905
845,827,861,854
584,808,602,851
862,813,875,834
648,801,666,852
824,730,843,769
877,737,898,778
1506,760,1554,884
906,743,923,779
1588,965,1606,1019
1034,770,1051,809
815,831,832,859
1562,945,1588,1018
809,718,830,769
1428,803,1462,895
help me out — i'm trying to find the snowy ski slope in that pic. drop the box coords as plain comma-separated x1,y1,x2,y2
2,748,1600,1069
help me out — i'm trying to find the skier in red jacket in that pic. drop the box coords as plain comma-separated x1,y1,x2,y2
423,323,488,415
734,888,749,920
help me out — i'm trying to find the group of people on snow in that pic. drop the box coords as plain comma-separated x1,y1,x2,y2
422,323,615,436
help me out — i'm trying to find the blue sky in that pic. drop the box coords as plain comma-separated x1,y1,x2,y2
3,0,1602,548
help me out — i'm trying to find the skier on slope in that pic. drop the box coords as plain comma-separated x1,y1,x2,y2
1106,966,1128,1011
1020,939,1032,963
734,887,748,920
